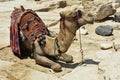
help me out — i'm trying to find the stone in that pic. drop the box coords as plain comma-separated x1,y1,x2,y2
37,0,67,12
100,42,113,50
6,64,62,80
95,50,113,60
95,25,113,36
99,53,120,80
94,4,116,21
26,69,62,80
112,3,120,9
114,12,120,22
0,60,14,69
67,0,82,6
80,26,88,35
105,21,120,30
82,0,116,21
57,0,67,8
113,38,120,51
61,65,104,80
115,0,120,4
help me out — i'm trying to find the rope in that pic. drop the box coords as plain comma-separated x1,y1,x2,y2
79,28,84,63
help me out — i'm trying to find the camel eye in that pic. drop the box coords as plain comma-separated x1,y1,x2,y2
77,10,82,18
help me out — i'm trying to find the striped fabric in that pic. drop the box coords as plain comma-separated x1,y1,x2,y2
10,8,22,57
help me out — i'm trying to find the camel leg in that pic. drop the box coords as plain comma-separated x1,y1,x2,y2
34,54,62,72
57,54,73,63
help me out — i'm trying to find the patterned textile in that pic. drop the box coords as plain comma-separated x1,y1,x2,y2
10,8,49,58
10,8,22,57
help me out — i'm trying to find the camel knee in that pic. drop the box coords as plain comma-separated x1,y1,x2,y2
51,63,62,72
58,54,73,63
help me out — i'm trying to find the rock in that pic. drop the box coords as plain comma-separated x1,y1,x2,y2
36,0,67,11
57,0,67,8
94,4,116,21
95,25,113,36
67,0,82,6
115,0,120,4
80,26,88,35
6,64,62,80
99,53,120,80
100,42,113,50
0,60,14,69
113,38,120,51
82,0,116,21
61,65,104,80
82,0,94,12
95,50,113,60
114,12,120,22
112,2,120,9
105,21,120,30
26,69,62,80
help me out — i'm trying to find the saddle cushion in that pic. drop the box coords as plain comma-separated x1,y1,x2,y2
10,8,49,58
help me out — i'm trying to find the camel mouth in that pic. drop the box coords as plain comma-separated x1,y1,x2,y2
83,13,94,24
84,17,94,24
87,19,94,24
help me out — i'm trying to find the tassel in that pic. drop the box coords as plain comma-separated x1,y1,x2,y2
22,36,26,41
31,45,35,49
42,35,46,39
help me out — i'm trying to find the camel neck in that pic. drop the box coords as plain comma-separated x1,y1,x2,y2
57,19,76,53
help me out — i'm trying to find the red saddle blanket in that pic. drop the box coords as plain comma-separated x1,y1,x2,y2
10,8,49,58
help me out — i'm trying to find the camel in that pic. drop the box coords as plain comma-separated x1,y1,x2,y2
10,6,94,72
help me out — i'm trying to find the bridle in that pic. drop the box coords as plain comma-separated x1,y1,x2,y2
56,11,84,63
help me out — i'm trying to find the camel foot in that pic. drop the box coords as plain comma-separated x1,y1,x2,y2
58,54,73,63
51,63,62,72
34,54,62,72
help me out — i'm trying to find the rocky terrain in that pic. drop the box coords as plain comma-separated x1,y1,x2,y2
0,0,120,80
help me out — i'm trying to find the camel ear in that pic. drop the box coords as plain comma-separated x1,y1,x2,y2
60,12,65,18
20,5,25,12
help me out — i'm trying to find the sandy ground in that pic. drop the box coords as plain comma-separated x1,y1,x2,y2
0,0,120,80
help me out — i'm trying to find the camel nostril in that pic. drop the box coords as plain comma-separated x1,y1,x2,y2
77,10,82,17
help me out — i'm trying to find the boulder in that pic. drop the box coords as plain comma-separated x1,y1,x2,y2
113,38,120,51
36,0,67,11
94,4,116,21
80,26,88,35
0,60,14,69
99,53,120,80
112,2,120,9
100,42,113,50
95,50,113,60
82,0,116,21
95,25,113,36
61,65,104,80
114,12,120,22
105,21,120,30
6,64,62,80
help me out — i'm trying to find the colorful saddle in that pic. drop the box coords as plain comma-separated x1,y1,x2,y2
10,7,49,58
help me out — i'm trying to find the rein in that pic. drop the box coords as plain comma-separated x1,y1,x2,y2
79,28,84,63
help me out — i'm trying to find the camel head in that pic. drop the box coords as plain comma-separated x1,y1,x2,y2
60,9,94,31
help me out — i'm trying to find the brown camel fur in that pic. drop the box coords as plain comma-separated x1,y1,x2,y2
16,6,94,72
